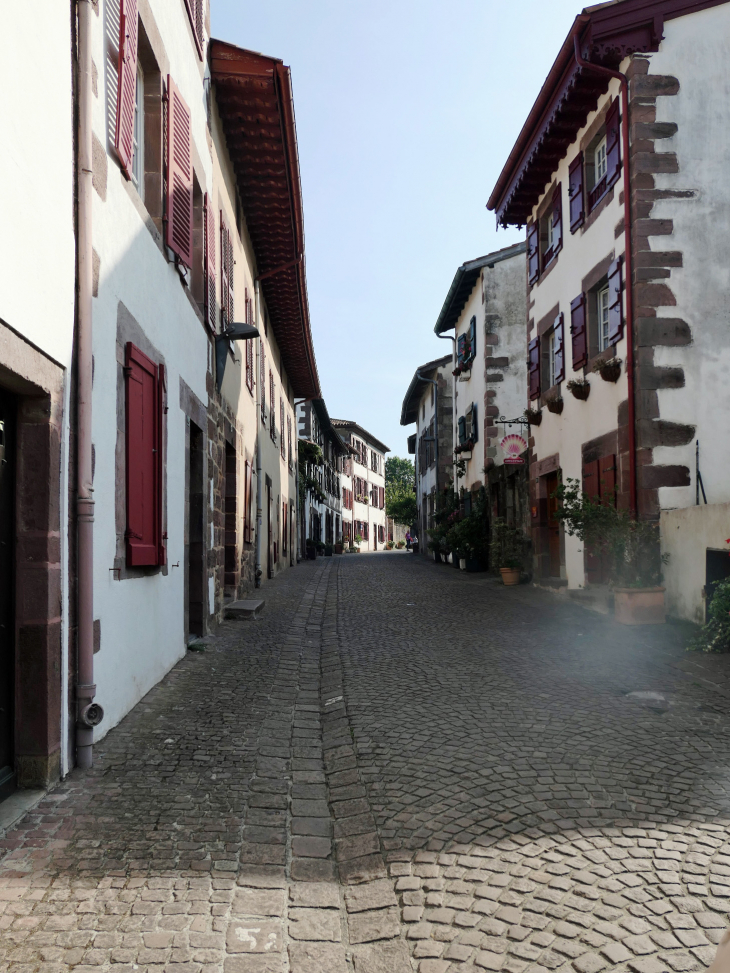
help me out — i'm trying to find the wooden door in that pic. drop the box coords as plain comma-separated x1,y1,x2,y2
545,471,561,577
582,454,616,584
266,482,272,579
0,390,15,799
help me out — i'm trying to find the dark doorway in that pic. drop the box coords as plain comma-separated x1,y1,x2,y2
0,389,15,800
546,471,561,578
224,443,237,596
187,421,205,638
266,477,272,580
706,549,730,620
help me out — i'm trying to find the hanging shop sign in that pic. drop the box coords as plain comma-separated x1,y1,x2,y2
500,434,527,465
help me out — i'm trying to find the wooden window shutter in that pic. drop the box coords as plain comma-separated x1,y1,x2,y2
607,257,624,343
553,312,565,384
458,416,466,444
280,401,285,458
471,403,478,443
568,153,584,232
527,221,540,284
570,293,587,370
260,344,266,420
125,342,161,567
552,184,563,256
457,334,466,363
599,453,617,505
582,459,602,583
165,77,193,267
203,193,216,332
115,0,139,179
156,362,167,565
528,336,541,400
469,316,477,359
226,228,234,323
606,98,621,189
183,0,204,58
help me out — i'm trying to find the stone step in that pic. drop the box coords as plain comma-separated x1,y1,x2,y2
225,598,265,620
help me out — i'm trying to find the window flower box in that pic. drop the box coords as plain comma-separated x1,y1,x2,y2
567,379,590,401
525,408,542,426
546,396,564,415
594,356,622,383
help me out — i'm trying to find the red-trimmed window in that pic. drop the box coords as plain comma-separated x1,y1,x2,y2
114,0,138,179
280,400,286,459
183,0,205,58
125,342,165,567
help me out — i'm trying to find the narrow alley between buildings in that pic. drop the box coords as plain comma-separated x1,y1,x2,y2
3,554,730,973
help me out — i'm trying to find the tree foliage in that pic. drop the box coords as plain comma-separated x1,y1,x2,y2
385,483,417,527
385,456,414,488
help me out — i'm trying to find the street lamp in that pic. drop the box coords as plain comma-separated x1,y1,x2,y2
215,322,260,391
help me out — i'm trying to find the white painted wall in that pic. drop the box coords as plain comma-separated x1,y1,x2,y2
661,503,730,624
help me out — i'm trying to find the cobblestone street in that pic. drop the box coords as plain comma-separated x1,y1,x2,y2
4,553,730,973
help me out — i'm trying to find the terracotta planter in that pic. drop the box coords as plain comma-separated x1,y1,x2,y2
599,364,621,383
500,567,521,586
614,587,665,625
568,382,590,401
546,397,564,415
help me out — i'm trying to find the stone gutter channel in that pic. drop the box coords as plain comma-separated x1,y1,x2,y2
227,559,412,972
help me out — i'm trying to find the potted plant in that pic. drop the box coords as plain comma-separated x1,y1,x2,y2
316,541,326,556
567,378,590,401
553,477,668,624
324,542,333,557
490,519,524,585
354,534,362,552
545,392,564,415
524,408,542,426
593,356,622,383
445,494,489,572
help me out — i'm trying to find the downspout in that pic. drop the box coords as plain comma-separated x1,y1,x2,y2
573,30,637,517
254,281,263,587
75,0,104,769
436,332,456,496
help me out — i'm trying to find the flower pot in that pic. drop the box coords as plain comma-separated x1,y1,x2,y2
546,397,564,415
325,550,332,557
568,382,590,401
525,410,542,426
613,587,665,625
599,364,621,383
500,567,521,586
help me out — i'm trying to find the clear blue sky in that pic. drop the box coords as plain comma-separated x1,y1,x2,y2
212,0,581,459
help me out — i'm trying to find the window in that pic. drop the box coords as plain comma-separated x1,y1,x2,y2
280,400,286,459
542,313,565,390
124,342,165,567
586,99,621,212
594,137,607,185
269,372,276,440
220,213,234,329
165,77,193,268
287,415,293,470
245,289,253,392
597,284,610,351
260,344,266,422
540,184,562,269
548,329,558,390
183,0,205,58
131,64,144,196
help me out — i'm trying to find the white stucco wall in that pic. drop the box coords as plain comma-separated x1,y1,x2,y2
661,503,730,624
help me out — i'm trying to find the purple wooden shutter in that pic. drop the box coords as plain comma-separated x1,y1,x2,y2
528,337,541,400
457,334,466,363
569,153,584,232
552,184,563,256
204,193,216,331
553,313,565,384
570,293,587,370
606,98,621,189
469,316,477,360
527,222,539,284
607,258,624,343
125,342,160,566
115,0,138,179
166,77,193,267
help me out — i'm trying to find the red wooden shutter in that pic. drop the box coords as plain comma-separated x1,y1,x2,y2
582,459,602,584
226,227,234,324
380,486,385,509
527,222,540,284
125,342,160,566
204,193,216,332
528,336,541,400
607,257,624,343
220,214,230,329
599,453,617,505
606,98,621,189
570,293,587,371
553,313,565,384
552,184,563,256
244,460,252,543
183,0,204,58
165,77,193,267
115,0,138,179
260,344,266,420
568,153,584,233
156,363,167,565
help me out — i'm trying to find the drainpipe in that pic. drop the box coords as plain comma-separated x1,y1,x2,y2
437,332,457,497
573,29,637,517
75,0,104,768
254,281,263,587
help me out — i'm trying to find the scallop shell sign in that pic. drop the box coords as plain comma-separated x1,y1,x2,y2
499,433,527,465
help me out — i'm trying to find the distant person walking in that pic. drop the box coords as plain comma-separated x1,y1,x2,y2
405,530,411,551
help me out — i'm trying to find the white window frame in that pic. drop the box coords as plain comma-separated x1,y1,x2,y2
594,136,607,185
548,329,558,389
131,62,144,198
597,284,610,351
545,211,555,252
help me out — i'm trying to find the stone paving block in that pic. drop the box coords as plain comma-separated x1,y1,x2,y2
292,836,332,859
225,919,282,953
231,889,285,917
291,817,333,837
291,858,337,883
335,832,380,862
224,957,283,973
288,907,341,941
343,879,397,913
288,883,340,909
339,853,387,885
352,939,412,972
347,905,401,943
287,941,348,973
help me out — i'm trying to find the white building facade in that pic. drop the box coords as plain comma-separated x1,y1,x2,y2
331,421,389,552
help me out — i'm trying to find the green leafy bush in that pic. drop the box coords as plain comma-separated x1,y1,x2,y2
489,519,524,571
690,577,730,653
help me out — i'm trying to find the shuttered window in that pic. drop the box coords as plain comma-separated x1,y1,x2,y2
165,77,193,268
607,258,624,344
457,334,467,364
219,213,234,330
244,460,253,544
114,0,138,179
551,184,563,258
528,337,540,400
269,371,275,439
553,313,565,385
468,316,477,360
527,222,540,284
570,293,587,370
287,415,292,469
471,403,478,443
260,344,266,422
204,193,216,331
183,0,205,58
458,416,466,445
568,153,584,233
280,401,286,459
125,342,164,567
605,98,621,189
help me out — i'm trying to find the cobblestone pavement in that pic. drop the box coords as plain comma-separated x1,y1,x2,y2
3,553,730,973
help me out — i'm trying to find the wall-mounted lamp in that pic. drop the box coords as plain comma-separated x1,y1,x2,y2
215,323,260,392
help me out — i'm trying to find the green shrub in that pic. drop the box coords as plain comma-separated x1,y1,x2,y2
689,577,730,653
